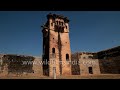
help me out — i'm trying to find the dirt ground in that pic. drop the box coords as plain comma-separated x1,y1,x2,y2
0,74,120,79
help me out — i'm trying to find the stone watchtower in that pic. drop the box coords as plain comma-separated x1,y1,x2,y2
41,13,71,77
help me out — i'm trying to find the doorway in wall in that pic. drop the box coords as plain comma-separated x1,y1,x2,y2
88,67,93,74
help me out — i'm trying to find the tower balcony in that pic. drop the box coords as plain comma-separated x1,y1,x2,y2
54,25,64,33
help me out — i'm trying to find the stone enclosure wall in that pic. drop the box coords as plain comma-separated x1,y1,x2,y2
0,54,42,76
71,52,100,75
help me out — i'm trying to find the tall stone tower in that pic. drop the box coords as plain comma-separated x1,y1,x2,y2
42,13,71,77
